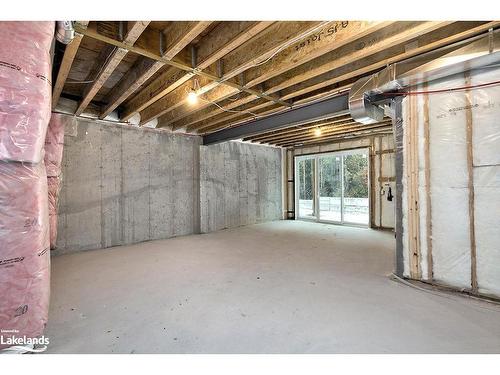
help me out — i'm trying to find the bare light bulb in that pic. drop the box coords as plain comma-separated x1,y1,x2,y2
314,127,322,137
187,90,198,105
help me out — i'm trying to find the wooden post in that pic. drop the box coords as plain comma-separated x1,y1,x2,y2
407,94,421,279
369,137,376,228
464,72,478,293
423,83,433,282
378,136,383,228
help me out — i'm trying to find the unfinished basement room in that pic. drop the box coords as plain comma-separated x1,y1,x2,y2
1,3,500,368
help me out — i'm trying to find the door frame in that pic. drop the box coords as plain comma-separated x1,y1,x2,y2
294,147,371,227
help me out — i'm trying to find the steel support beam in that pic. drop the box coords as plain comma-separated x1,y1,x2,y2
203,93,349,145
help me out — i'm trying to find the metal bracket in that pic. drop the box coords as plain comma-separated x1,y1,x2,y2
216,59,224,78
191,45,198,68
118,21,125,42
159,31,166,56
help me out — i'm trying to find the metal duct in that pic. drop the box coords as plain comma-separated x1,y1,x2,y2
56,21,75,45
349,28,500,124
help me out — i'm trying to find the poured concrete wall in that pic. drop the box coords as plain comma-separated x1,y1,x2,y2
54,116,201,254
200,141,282,233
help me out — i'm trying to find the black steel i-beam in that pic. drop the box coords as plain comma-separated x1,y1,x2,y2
202,93,350,145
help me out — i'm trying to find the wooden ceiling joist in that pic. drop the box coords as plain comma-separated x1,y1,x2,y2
197,103,285,135
240,21,392,90
269,121,393,146
59,21,499,142
99,21,212,119
283,127,394,148
187,100,277,133
274,123,393,147
120,21,272,121
277,21,500,101
174,21,449,132
184,21,498,134
75,21,150,116
164,21,388,130
73,22,291,123
262,21,452,96
244,114,353,142
146,21,328,127
52,21,89,109
171,93,257,129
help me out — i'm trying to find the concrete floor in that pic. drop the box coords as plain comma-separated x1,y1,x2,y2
45,221,500,353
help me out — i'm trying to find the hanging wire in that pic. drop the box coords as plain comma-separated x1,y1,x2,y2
198,96,262,119
185,77,262,119
66,46,118,84
381,80,500,96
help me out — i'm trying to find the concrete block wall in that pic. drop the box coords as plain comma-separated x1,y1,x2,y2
54,116,201,254
200,141,282,233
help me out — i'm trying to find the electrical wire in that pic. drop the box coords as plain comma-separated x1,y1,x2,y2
66,79,96,84
66,46,118,84
186,77,262,119
198,96,262,119
381,80,500,96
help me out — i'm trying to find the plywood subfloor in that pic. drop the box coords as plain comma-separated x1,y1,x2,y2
45,221,500,353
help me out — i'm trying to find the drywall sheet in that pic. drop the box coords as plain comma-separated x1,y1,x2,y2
55,116,201,254
200,141,282,233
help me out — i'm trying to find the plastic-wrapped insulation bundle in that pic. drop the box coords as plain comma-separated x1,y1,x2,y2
44,113,66,178
47,176,61,250
0,161,50,349
44,113,67,249
0,21,54,163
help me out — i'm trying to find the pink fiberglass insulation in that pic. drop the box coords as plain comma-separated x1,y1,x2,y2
47,176,61,250
44,113,66,177
0,161,50,349
0,21,54,163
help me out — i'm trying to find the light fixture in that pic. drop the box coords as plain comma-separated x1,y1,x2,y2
187,89,198,105
314,127,322,137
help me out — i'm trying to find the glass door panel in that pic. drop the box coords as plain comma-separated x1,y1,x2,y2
296,158,316,219
342,152,369,225
318,155,342,222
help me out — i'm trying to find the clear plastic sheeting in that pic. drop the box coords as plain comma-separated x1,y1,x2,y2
44,113,68,250
427,74,472,289
0,22,54,163
0,161,50,349
401,66,500,298
47,176,61,250
44,113,67,177
470,68,500,298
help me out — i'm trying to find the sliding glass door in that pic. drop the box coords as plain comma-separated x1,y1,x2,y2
318,154,342,222
342,153,369,224
295,149,369,226
296,157,316,219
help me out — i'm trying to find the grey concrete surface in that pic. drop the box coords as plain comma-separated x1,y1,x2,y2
45,221,500,353
55,117,201,254
200,141,282,233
